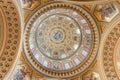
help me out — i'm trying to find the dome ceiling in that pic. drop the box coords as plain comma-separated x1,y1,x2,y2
24,2,100,78
0,0,21,79
0,0,120,80
99,20,120,80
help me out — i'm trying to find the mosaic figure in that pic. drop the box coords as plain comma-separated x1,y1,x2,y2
97,4,116,19
13,69,26,80
95,4,118,22
21,0,38,9
13,66,30,80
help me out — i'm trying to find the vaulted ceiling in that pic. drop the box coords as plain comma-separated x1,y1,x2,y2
0,0,120,80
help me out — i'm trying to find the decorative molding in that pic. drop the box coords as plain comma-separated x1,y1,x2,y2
114,37,120,79
103,23,120,80
98,15,120,80
0,0,21,79
56,0,115,5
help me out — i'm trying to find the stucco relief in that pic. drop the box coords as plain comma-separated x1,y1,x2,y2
0,0,21,80
99,20,120,80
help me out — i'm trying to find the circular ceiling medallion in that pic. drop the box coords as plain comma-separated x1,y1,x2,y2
24,2,99,78
35,14,81,60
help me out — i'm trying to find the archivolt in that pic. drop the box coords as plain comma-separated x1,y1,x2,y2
0,0,21,80
98,16,120,80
